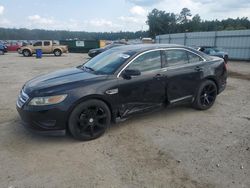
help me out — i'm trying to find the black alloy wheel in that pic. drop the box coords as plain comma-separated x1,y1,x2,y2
193,80,217,110
68,100,111,141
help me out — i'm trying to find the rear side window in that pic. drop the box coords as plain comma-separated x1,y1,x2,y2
127,50,161,72
165,50,188,66
44,41,50,46
188,52,203,63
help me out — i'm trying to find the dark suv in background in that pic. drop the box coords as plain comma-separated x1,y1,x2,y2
0,43,8,55
88,42,127,57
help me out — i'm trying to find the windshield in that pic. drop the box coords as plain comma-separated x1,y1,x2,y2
206,47,221,53
82,49,133,75
213,48,221,52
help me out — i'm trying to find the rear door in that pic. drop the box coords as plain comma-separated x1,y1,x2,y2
42,41,52,53
117,50,166,117
162,49,205,103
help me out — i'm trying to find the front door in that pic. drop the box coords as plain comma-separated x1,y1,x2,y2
117,50,166,117
33,41,43,52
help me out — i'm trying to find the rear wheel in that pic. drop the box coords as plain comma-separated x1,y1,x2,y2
193,80,217,110
22,49,31,57
68,99,111,141
54,49,62,56
0,50,4,55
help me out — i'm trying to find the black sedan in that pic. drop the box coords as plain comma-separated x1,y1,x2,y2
17,44,227,141
197,46,228,63
88,43,127,57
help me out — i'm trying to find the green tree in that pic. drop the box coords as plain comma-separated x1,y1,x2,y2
146,8,250,36
147,8,177,37
178,8,192,24
188,14,201,31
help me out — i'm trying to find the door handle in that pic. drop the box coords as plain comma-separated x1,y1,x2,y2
153,74,164,80
194,66,203,71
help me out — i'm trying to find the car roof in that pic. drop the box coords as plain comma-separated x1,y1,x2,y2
112,44,211,61
113,44,185,54
199,46,215,48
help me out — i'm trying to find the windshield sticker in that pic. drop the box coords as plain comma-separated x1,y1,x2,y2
119,54,130,59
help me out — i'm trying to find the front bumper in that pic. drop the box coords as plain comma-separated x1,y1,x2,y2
16,105,67,136
218,83,226,94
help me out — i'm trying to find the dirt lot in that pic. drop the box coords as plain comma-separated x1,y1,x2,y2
0,53,249,188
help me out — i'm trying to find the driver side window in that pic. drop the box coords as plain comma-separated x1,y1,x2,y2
127,51,161,72
33,41,42,46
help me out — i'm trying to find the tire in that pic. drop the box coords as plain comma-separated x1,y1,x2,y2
22,49,31,57
0,50,4,55
54,49,62,56
193,80,217,110
68,99,111,141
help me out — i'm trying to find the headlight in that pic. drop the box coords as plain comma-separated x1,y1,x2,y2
29,94,67,106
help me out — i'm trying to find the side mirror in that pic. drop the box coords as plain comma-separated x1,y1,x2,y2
122,69,141,79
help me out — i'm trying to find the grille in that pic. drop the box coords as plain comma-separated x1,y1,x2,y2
17,89,29,108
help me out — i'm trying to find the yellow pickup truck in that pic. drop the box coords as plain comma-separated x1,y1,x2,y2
20,41,68,57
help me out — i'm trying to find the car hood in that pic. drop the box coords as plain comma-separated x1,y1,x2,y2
23,67,105,94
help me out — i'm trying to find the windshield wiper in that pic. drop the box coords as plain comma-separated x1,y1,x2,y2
83,66,95,72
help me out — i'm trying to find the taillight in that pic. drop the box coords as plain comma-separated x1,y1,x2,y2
224,61,227,70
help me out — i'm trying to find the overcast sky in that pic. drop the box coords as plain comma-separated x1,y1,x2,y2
0,0,250,32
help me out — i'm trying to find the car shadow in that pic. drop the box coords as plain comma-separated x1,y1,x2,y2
8,117,75,144
18,54,69,58
10,104,195,144
110,104,194,131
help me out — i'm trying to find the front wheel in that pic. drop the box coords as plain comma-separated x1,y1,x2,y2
193,80,217,110
54,49,62,56
22,50,31,57
68,99,111,141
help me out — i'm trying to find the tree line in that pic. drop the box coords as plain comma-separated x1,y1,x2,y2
147,8,250,37
0,28,148,41
0,8,250,40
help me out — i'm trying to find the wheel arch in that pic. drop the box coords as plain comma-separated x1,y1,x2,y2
22,48,32,54
66,95,115,128
203,76,219,94
53,48,62,53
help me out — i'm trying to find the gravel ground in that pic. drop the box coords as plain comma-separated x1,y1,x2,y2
0,53,249,188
